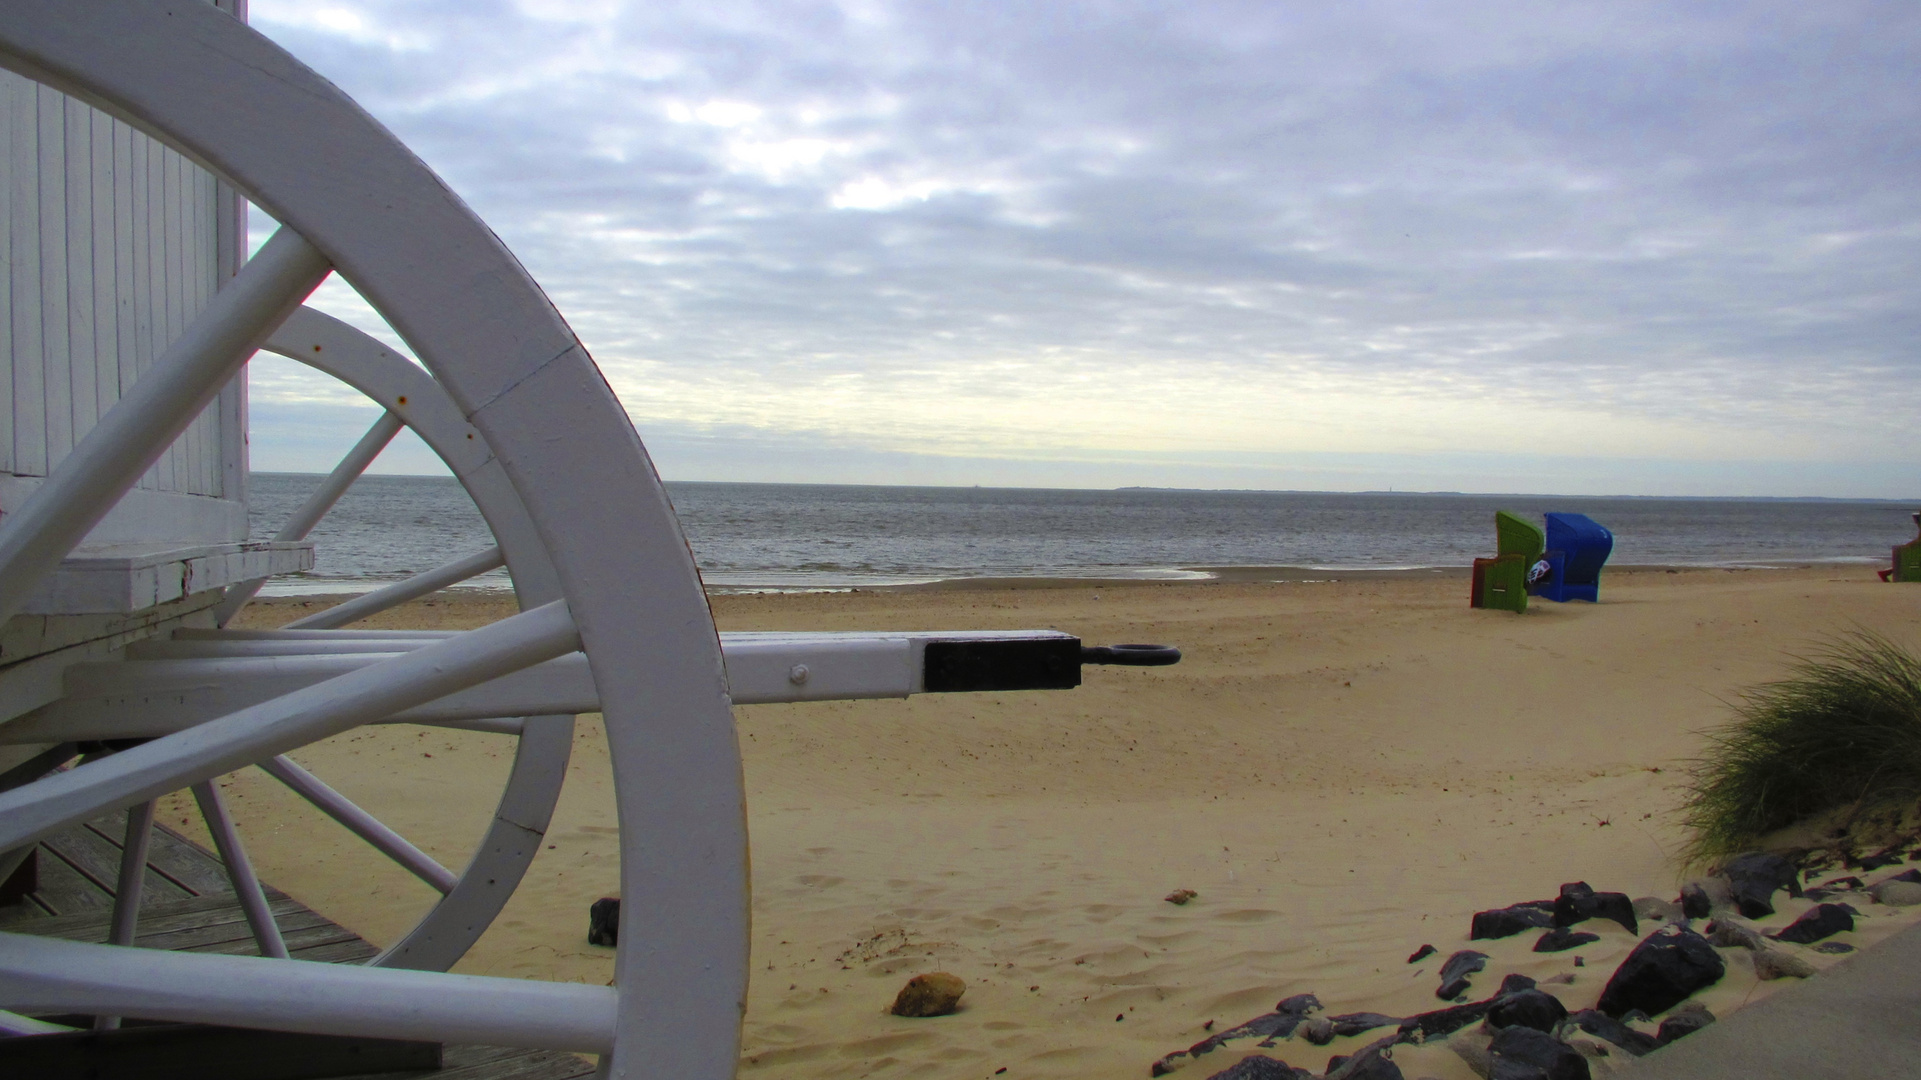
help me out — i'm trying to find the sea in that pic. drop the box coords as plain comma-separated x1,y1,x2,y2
246,474,1920,596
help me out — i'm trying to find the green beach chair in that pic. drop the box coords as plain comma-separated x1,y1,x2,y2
1472,511,1545,613
1881,512,1921,582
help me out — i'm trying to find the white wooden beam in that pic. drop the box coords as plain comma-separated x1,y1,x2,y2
0,600,580,851
0,931,617,1053
3,629,1081,744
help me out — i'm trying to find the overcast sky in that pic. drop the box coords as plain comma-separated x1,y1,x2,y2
243,0,1921,497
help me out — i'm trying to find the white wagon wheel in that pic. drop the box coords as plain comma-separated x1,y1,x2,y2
186,304,577,974
0,3,745,1076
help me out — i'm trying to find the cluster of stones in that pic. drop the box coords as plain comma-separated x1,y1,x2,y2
1148,852,1921,1080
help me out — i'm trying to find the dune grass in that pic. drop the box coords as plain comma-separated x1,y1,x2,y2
1685,630,1921,862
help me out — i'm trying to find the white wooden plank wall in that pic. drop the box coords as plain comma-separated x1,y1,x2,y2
3,69,232,499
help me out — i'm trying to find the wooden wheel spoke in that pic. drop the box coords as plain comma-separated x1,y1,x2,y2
93,799,156,1031
191,781,288,959
106,800,156,948
215,411,406,626
0,228,330,626
282,547,506,631
260,755,457,895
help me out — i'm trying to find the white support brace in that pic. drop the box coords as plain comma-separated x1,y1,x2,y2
0,932,617,1053
0,1008,77,1036
281,547,507,630
0,228,331,627
0,601,581,852
215,411,407,626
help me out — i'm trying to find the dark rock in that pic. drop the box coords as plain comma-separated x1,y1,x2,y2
1878,868,1921,886
1488,1026,1591,1080
1183,995,1321,1061
1563,1009,1658,1056
1407,943,1437,963
1398,998,1497,1042
1277,993,1322,1015
1486,990,1568,1033
890,971,965,1016
1325,1035,1404,1080
1472,901,1557,940
1858,845,1909,871
1201,1055,1311,1080
1329,1012,1402,1038
1814,941,1856,954
1678,882,1712,920
1437,950,1488,1000
1597,925,1726,1018
1396,977,1533,1044
1817,874,1866,890
1496,974,1538,996
1553,882,1638,935
1719,852,1800,918
588,896,620,946
1769,902,1854,944
1533,927,1600,953
1655,1002,1715,1047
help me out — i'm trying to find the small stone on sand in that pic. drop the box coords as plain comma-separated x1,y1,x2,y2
1751,947,1815,981
1166,888,1199,905
1870,879,1921,906
890,972,966,1017
587,896,620,947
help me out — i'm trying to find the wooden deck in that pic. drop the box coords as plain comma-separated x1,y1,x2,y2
2,810,596,1079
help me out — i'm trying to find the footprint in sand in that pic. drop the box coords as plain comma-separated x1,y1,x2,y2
1211,908,1281,923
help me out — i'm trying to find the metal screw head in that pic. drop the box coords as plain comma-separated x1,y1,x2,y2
788,664,810,685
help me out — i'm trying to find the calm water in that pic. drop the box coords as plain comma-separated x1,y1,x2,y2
247,475,1919,594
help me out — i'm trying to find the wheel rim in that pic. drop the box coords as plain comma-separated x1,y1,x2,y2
0,4,748,1076
240,306,575,973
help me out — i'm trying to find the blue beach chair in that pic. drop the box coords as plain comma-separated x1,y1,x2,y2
1536,513,1614,602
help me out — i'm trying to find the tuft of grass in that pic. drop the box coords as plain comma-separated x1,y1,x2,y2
1684,630,1921,862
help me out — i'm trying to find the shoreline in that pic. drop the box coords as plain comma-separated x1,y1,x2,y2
251,558,1889,604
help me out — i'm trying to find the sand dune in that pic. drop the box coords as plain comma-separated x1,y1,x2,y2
174,566,1921,1078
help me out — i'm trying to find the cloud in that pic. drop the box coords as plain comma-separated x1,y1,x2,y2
244,0,1921,495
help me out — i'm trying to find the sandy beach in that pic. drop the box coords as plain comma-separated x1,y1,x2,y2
168,565,1921,1078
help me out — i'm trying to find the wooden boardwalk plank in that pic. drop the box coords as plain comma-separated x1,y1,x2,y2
145,821,243,897
328,1044,596,1080
0,848,105,921
1,825,597,1079
9,890,290,938
43,818,197,907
